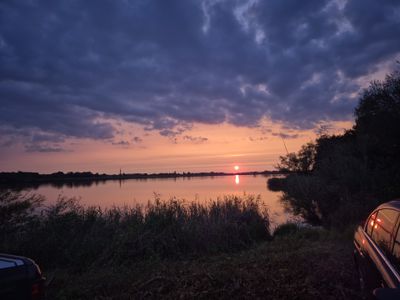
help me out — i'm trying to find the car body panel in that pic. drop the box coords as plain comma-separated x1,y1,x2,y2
354,200,400,297
0,253,45,300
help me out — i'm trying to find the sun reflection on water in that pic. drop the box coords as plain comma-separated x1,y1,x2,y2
235,175,240,185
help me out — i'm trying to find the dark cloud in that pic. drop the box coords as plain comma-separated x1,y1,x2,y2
0,126,67,152
0,0,399,146
132,137,143,143
25,144,66,153
183,135,208,144
0,139,14,147
158,123,193,137
31,132,65,144
272,133,300,140
112,140,130,146
249,136,268,142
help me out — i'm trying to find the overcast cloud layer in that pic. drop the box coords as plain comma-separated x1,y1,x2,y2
1,0,400,148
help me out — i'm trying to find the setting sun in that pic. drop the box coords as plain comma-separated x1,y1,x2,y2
234,165,239,171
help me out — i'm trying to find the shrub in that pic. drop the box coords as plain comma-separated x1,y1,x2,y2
266,177,287,191
273,222,299,237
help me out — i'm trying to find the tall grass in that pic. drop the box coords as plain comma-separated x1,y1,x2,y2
0,190,271,269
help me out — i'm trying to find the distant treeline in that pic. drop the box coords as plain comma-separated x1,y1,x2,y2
0,170,283,189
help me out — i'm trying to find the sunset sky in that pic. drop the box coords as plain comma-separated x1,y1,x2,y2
0,0,399,173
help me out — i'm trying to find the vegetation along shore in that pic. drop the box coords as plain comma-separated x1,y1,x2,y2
269,70,400,230
1,190,361,299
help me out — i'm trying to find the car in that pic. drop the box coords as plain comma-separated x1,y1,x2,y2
354,200,400,299
0,253,45,299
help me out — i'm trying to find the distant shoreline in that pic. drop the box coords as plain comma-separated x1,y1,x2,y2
0,170,288,188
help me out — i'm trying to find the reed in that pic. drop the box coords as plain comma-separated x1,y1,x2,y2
0,190,271,269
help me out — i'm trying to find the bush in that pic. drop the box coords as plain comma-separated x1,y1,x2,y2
266,177,287,191
273,222,299,237
273,222,326,242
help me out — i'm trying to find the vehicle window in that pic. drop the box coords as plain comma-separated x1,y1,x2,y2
392,224,400,271
366,212,377,235
371,209,399,256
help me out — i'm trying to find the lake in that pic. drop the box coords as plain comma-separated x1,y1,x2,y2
24,174,297,227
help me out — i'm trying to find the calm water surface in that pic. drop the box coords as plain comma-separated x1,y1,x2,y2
29,175,296,226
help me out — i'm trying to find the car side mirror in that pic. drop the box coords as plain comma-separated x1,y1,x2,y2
373,288,400,300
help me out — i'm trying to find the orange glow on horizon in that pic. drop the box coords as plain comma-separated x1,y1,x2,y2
0,120,353,173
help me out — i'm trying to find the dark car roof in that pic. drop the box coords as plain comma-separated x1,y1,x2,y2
0,253,33,270
375,199,400,211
